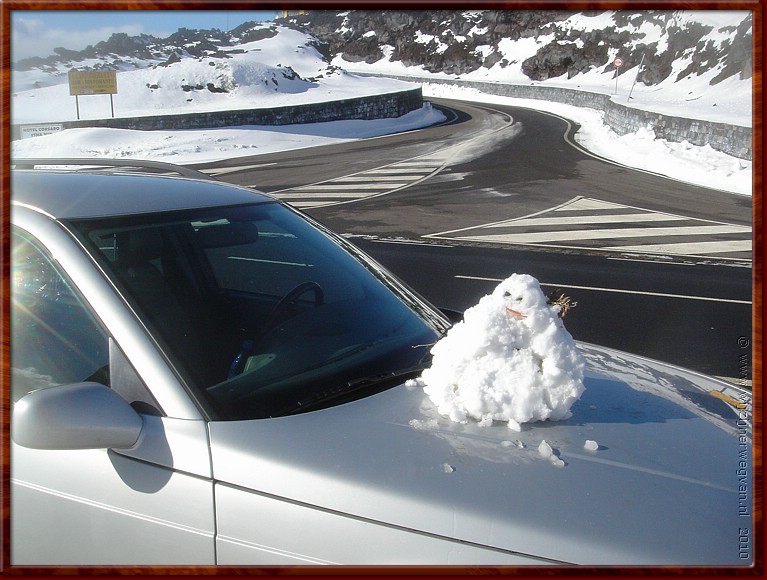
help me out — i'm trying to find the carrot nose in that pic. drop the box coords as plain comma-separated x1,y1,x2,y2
506,307,527,318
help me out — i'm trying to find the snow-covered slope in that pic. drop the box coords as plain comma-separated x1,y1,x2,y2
11,23,416,124
12,10,752,126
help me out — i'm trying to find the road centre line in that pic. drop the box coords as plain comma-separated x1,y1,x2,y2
289,183,407,191
487,213,686,227
333,175,426,182
366,167,441,173
200,163,277,175
274,191,373,199
290,202,333,209
384,159,444,166
454,275,751,304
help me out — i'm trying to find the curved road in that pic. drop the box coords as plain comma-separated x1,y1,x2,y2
310,100,751,254
200,98,751,261
201,99,505,192
195,98,753,382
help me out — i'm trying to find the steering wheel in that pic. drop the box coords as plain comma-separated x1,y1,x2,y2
226,282,325,380
262,281,325,334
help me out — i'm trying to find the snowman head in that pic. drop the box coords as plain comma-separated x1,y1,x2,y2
493,274,548,318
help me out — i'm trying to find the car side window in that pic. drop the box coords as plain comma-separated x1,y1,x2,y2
11,231,110,402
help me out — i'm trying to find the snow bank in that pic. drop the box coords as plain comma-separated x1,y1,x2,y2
12,103,445,164
10,23,418,124
417,274,585,430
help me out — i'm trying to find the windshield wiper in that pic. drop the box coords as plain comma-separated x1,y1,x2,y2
284,366,425,416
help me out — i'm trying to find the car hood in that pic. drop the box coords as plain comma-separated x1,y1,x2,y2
208,343,751,565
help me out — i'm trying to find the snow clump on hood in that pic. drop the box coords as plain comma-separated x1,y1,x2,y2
418,273,586,431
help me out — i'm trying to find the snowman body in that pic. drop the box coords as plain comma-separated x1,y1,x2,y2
421,274,585,430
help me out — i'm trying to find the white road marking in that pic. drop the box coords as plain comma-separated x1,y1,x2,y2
486,212,685,228
274,191,375,199
270,163,443,207
427,196,751,261
290,201,334,209
334,174,426,181
200,163,277,175
286,183,410,191
455,224,750,244
604,240,753,255
454,275,752,304
555,198,627,211
268,132,489,207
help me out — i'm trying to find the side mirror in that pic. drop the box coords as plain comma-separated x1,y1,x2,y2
12,382,144,450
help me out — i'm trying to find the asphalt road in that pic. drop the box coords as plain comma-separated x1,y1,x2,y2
292,99,750,238
198,98,753,384
347,237,752,384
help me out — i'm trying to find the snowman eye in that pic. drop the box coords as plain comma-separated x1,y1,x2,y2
515,297,523,302
503,291,511,297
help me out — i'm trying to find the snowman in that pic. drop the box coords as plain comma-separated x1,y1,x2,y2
419,273,585,431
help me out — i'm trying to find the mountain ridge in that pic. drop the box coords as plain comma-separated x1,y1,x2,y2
14,10,751,88
290,9,751,85
11,10,752,132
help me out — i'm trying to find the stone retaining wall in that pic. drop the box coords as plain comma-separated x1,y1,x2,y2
12,87,423,139
13,78,751,161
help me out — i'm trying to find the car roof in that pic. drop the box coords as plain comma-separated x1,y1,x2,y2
11,164,274,220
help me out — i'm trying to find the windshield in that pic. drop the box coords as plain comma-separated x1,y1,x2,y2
70,201,449,419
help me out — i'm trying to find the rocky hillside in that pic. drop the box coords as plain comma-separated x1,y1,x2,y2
285,10,752,86
13,9,752,93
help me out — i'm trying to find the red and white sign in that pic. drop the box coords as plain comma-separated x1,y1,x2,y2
613,56,624,68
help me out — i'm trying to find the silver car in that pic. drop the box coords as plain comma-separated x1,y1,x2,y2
9,160,752,566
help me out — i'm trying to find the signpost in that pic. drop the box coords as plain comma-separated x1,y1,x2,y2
68,70,118,119
612,56,624,95
627,53,645,101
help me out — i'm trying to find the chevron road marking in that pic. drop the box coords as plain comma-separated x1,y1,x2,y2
457,224,750,244
486,213,683,227
269,149,454,208
426,196,752,261
265,109,517,208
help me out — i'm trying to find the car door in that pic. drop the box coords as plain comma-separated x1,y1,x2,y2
10,229,216,566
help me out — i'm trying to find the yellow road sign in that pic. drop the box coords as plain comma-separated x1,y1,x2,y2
68,70,117,96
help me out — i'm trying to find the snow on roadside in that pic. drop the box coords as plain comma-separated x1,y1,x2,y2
12,103,446,164
421,83,752,196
